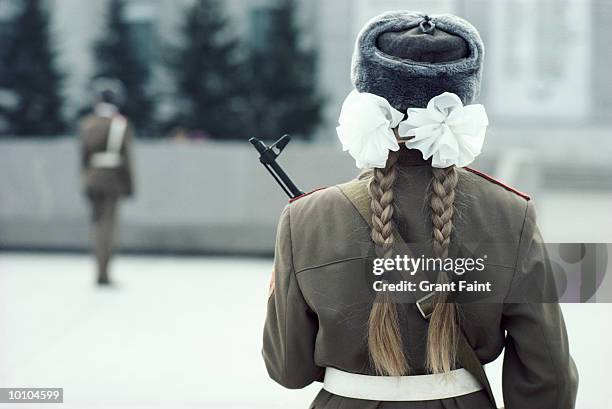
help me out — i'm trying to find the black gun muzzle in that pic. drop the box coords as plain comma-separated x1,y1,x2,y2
249,135,304,199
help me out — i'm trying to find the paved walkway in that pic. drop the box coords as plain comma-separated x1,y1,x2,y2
0,254,610,408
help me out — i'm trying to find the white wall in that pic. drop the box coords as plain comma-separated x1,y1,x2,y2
2,125,611,253
0,138,359,253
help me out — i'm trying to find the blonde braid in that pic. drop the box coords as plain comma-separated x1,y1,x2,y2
426,166,460,374
369,151,399,258
366,151,409,376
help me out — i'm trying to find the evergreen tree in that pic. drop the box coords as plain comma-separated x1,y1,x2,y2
93,0,154,134
1,0,65,136
168,0,247,139
246,0,323,140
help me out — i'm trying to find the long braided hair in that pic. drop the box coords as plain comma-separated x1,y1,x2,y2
367,151,460,375
427,167,460,374
367,150,407,376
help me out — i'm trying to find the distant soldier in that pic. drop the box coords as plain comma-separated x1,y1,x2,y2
79,78,134,286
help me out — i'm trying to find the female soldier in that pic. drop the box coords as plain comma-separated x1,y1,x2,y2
263,11,578,409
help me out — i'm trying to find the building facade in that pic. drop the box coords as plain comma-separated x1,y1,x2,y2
0,0,609,139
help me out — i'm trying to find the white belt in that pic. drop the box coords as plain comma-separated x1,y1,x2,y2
90,152,122,168
90,114,127,168
323,367,483,401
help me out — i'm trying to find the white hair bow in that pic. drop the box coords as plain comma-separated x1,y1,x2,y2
336,91,489,169
336,90,404,169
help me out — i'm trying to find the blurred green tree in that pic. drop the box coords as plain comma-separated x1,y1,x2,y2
246,0,323,140
167,0,248,139
0,0,66,136
93,0,154,135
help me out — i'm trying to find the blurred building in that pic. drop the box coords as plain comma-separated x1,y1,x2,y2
1,0,610,139
1,0,611,255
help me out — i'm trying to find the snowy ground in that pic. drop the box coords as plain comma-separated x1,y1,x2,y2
0,253,610,409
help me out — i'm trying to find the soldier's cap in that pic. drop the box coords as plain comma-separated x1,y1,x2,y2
351,11,484,112
91,77,127,107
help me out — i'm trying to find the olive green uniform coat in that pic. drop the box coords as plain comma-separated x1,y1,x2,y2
79,112,134,198
263,152,578,409
79,111,134,282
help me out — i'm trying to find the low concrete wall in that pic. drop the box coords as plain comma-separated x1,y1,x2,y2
2,127,609,254
0,138,363,254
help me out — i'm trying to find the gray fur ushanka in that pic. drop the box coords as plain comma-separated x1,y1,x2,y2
351,11,484,111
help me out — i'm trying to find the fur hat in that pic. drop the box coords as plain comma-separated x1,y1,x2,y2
351,11,484,112
91,77,126,107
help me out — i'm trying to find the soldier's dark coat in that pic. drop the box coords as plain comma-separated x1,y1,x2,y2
263,151,578,409
79,112,134,198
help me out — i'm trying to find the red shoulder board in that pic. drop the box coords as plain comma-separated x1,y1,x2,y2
464,167,530,201
288,187,327,203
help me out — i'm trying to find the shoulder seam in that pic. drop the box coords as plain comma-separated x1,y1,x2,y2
464,167,531,201
503,200,531,303
288,187,327,203
295,255,374,275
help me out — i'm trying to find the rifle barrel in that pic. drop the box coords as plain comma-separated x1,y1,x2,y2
249,137,304,199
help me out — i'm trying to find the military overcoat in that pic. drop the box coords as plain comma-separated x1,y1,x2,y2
79,111,134,198
263,150,578,409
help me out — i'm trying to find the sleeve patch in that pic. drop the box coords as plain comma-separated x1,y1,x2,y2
465,167,531,201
